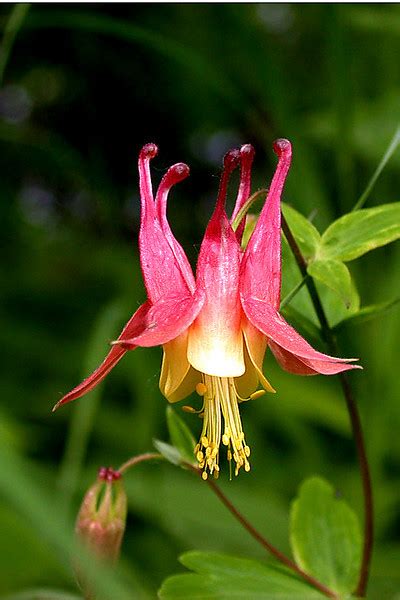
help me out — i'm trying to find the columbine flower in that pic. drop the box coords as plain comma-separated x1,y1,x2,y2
55,139,360,479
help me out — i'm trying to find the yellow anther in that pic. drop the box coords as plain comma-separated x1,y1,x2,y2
194,444,200,454
222,434,229,446
193,375,253,478
213,470,219,479
235,454,243,466
196,382,207,396
182,405,197,413
250,390,266,400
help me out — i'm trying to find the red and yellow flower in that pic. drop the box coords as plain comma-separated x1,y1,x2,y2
55,140,359,479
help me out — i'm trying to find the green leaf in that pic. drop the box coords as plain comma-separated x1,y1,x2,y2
318,203,400,262
2,590,82,600
166,406,196,465
307,259,359,310
290,477,362,595
281,234,359,328
159,551,326,599
153,439,182,467
333,296,400,331
282,203,321,261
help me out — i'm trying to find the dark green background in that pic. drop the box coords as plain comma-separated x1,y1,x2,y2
0,4,399,598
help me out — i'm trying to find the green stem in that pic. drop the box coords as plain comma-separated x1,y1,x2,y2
281,213,373,597
118,452,162,474
231,188,268,232
280,275,309,310
119,452,338,596
340,377,373,597
0,3,30,86
352,125,400,211
188,466,338,599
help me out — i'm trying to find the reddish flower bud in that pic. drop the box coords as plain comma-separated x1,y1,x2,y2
74,467,127,595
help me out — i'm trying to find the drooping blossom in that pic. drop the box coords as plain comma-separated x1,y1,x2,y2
55,140,360,479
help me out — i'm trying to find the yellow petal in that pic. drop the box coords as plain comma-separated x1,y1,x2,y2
160,332,201,402
241,319,275,394
234,339,260,398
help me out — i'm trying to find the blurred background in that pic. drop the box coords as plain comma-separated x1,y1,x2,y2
0,3,399,599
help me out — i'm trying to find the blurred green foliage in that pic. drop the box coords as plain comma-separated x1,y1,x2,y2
0,4,400,598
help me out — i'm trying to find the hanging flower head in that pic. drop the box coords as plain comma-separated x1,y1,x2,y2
55,140,360,479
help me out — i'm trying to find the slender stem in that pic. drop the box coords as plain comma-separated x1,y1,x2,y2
117,449,338,597
231,188,268,232
352,125,400,212
280,274,309,310
281,216,330,339
281,213,373,597
118,452,161,474
182,464,338,599
339,376,373,597
0,3,30,87
119,451,339,596
207,479,338,598
119,452,336,596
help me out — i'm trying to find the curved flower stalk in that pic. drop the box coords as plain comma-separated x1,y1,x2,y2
55,140,360,480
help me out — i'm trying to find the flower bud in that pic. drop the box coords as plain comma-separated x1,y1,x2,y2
74,467,127,595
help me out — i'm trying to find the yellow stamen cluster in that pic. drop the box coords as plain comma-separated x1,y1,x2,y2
192,375,253,480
